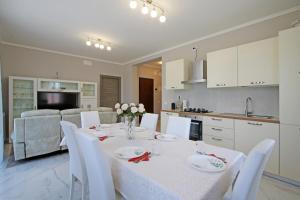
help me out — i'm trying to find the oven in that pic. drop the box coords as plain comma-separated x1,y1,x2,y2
180,114,203,141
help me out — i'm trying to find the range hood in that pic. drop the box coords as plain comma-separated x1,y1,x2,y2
181,47,207,84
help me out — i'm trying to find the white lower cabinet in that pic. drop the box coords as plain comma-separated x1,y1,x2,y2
280,124,300,182
160,111,179,133
203,116,235,149
80,98,97,109
235,120,279,174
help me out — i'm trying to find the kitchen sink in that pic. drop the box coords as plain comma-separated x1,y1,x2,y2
222,113,274,119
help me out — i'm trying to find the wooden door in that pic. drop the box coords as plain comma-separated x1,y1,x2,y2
100,75,121,108
139,78,154,113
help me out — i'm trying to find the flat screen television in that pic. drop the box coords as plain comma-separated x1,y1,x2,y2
37,92,79,110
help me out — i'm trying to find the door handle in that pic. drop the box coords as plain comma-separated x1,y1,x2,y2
211,128,222,131
212,137,223,141
247,122,262,126
211,118,222,121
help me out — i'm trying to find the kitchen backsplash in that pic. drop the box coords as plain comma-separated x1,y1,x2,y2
163,84,279,117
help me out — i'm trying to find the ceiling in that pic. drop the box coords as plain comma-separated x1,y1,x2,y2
0,0,300,64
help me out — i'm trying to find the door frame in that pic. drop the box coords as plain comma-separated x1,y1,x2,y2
99,74,122,106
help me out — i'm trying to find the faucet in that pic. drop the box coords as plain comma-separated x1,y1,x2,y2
245,97,253,117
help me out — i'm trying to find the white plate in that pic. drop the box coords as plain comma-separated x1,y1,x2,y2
114,146,146,159
187,154,226,172
134,127,146,132
156,134,177,141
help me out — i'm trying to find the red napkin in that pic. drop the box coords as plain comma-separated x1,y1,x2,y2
208,153,227,163
128,152,150,163
98,136,108,141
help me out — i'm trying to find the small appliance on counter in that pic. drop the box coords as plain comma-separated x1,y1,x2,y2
171,102,176,110
175,96,183,111
183,107,211,113
182,99,189,110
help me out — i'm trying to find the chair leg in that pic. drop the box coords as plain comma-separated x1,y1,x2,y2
69,175,75,200
81,182,88,200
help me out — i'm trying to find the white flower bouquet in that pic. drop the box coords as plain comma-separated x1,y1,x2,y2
115,102,146,122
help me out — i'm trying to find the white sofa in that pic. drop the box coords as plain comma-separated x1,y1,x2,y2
12,108,117,160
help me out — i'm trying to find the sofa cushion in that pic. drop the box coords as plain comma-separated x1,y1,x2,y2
60,108,88,115
21,109,60,118
95,107,113,112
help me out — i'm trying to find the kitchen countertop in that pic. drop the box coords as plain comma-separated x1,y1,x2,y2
161,109,280,124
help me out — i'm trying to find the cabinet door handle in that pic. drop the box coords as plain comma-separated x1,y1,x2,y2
212,128,222,131
212,137,223,141
216,84,220,86
211,118,222,121
248,122,262,126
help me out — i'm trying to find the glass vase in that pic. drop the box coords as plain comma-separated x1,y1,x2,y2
126,116,135,140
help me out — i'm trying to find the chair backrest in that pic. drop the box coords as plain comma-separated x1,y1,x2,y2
166,116,191,139
140,113,159,131
76,131,116,200
60,121,84,181
80,111,100,128
229,139,275,200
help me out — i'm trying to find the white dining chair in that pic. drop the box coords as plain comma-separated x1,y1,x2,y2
166,116,191,139
80,111,100,128
140,113,159,131
224,139,275,200
76,130,116,200
60,121,87,200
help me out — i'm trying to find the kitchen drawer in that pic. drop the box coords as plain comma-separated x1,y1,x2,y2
203,116,234,129
203,135,234,149
203,125,234,140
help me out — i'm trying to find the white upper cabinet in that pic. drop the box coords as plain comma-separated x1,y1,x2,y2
279,26,300,125
38,78,80,93
235,120,279,174
165,59,191,90
238,37,278,86
207,47,238,88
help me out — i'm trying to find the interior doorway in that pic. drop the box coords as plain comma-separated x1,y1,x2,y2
139,78,154,113
137,58,162,115
100,75,121,108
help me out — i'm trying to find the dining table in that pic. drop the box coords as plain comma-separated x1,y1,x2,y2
77,123,245,200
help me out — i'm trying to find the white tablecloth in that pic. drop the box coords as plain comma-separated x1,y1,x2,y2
79,124,245,200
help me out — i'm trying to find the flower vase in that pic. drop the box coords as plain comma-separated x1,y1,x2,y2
126,117,135,140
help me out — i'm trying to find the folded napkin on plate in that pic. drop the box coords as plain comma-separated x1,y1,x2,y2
128,152,150,163
208,153,227,163
98,136,108,141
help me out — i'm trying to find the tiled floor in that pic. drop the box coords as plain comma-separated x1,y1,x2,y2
1,146,300,200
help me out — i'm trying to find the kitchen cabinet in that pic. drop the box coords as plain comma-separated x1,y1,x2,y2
165,59,191,90
160,111,179,133
238,37,278,86
38,78,80,93
280,124,300,182
235,120,279,174
279,26,300,125
203,116,235,149
9,76,37,142
207,47,238,88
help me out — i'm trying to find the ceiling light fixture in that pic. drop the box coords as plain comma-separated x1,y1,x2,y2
85,38,112,51
129,0,137,9
129,0,167,23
